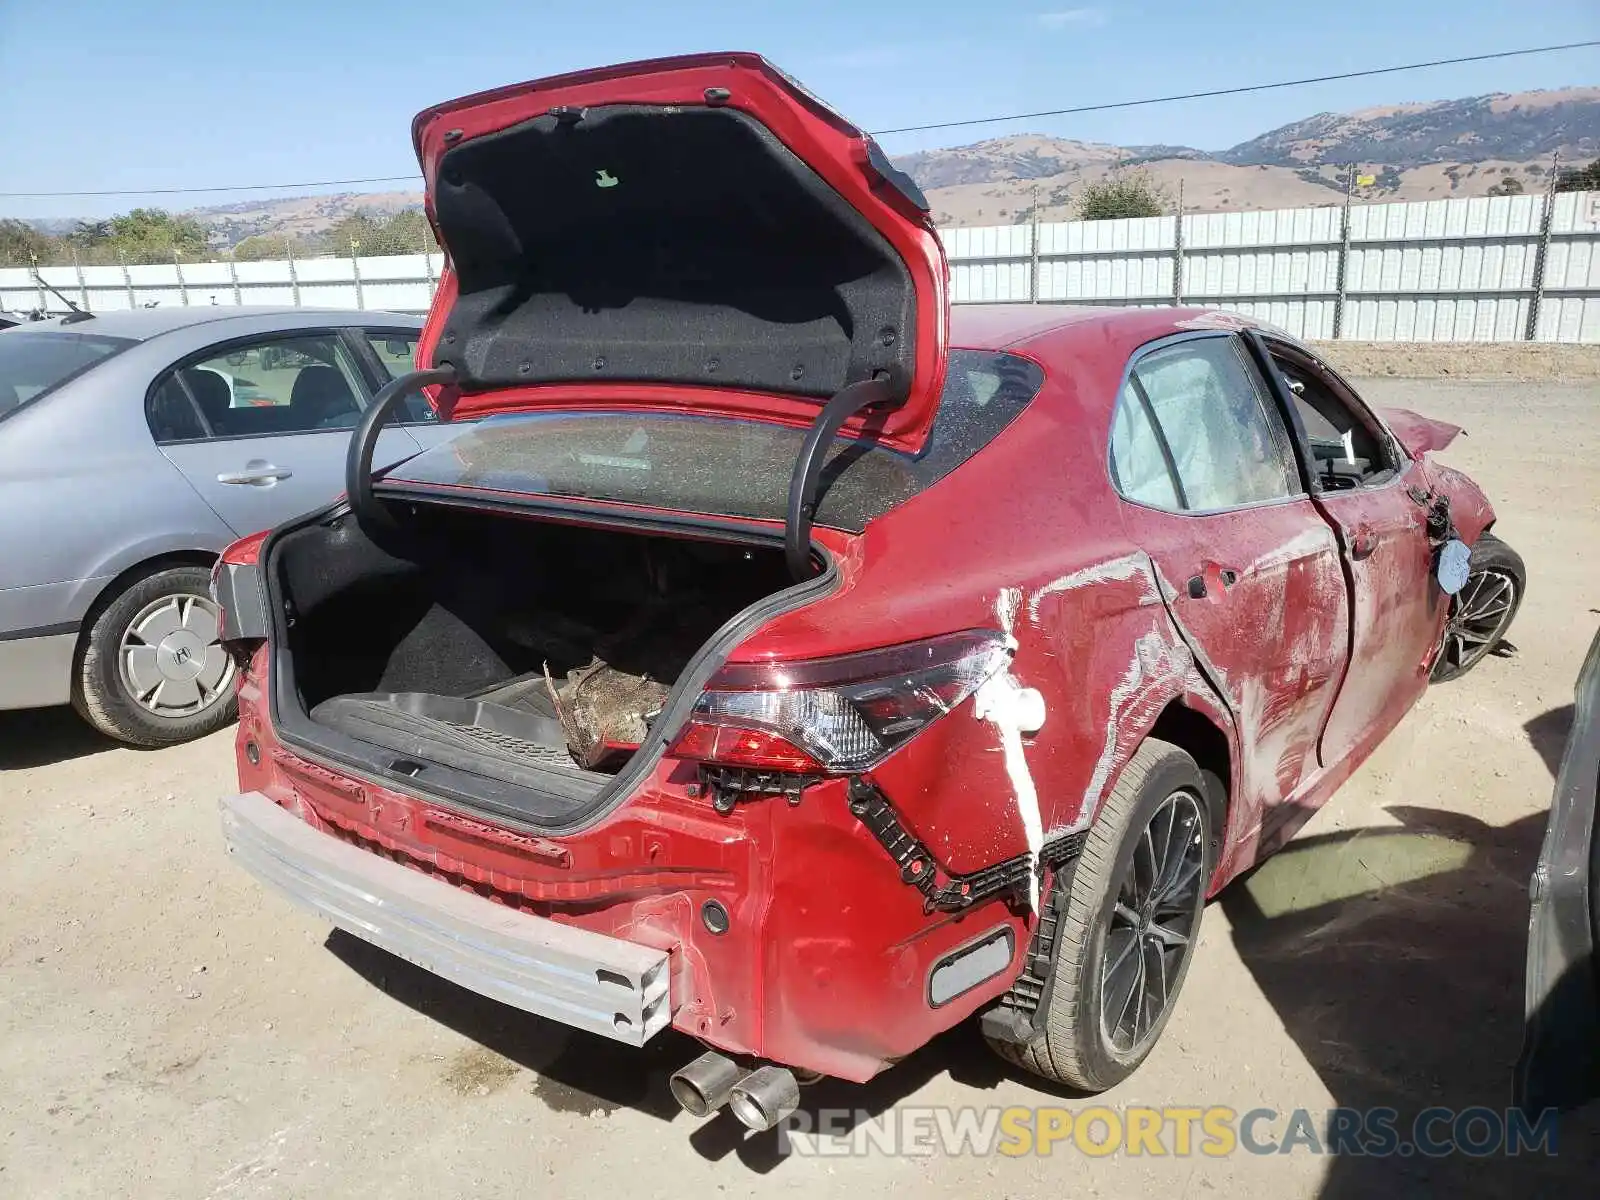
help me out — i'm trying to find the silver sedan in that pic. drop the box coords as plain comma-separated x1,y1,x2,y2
0,306,451,746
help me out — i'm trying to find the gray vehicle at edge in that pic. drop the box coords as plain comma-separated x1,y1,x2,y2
0,305,448,746
1516,625,1600,1113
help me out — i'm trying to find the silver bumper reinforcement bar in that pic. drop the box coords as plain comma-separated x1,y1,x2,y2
220,791,673,1046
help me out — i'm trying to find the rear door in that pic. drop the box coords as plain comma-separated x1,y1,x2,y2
1108,332,1350,807
1254,335,1444,767
353,326,464,454
149,329,422,536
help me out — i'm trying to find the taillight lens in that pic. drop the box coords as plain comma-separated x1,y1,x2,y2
671,632,1010,773
220,530,269,568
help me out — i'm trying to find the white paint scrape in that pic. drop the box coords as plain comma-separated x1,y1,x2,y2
1027,552,1162,622
976,587,1048,910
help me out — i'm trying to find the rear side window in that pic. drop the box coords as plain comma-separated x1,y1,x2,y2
361,329,435,423
0,330,134,421
388,350,1045,530
145,333,371,443
1110,336,1299,512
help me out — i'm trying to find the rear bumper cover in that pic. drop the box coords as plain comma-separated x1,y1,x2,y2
220,790,673,1046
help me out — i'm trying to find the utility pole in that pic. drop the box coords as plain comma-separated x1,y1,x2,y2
350,238,364,310
421,221,436,299
1526,150,1561,342
1333,162,1356,340
29,252,45,315
118,249,135,309
1029,183,1040,303
71,247,89,312
285,235,301,307
1172,178,1186,307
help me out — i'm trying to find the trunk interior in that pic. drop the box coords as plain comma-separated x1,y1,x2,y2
269,502,792,794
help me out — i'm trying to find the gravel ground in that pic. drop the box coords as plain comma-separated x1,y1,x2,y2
3,378,1598,1199
1309,341,1600,382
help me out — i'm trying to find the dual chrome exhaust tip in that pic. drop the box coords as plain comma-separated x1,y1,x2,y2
669,1051,801,1132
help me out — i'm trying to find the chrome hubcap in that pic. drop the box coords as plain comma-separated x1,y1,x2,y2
1441,568,1517,674
118,593,234,717
1100,789,1206,1057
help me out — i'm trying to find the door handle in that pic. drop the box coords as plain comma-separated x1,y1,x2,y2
1350,528,1379,560
217,463,292,486
1187,566,1241,599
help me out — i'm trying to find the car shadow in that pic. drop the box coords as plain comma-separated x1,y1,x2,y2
324,927,691,1121
1220,799,1600,1199
324,923,1019,1172
0,706,114,770
1525,704,1576,778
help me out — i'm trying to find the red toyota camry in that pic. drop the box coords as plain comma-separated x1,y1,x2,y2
214,53,1523,1130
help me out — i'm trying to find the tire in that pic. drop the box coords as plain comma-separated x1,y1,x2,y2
1430,532,1525,683
987,738,1217,1092
73,565,238,748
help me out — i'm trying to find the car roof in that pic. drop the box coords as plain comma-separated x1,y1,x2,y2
950,304,1271,355
20,306,423,341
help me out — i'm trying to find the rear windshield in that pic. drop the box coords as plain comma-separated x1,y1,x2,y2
387,350,1045,531
0,329,134,420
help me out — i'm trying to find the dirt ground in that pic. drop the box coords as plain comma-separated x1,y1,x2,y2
1310,341,1600,382
3,377,1599,1199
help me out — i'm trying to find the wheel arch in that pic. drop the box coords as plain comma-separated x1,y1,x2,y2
1146,700,1233,883
72,550,221,665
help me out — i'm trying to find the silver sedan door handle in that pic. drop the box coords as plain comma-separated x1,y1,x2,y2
217,462,293,486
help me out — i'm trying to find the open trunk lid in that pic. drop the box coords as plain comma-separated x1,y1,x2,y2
409,52,949,454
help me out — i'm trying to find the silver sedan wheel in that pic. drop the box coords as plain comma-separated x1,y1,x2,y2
117,593,234,717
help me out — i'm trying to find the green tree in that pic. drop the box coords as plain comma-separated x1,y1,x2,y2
317,208,435,257
0,219,53,266
67,208,210,264
1555,159,1600,193
1487,176,1525,197
233,234,294,261
1076,170,1170,221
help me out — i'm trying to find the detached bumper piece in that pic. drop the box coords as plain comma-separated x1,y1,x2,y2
979,834,1091,1046
846,778,1086,915
220,791,672,1046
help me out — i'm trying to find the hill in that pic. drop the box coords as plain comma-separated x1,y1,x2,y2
26,85,1595,245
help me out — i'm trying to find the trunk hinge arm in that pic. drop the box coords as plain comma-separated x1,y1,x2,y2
346,365,458,532
784,378,894,582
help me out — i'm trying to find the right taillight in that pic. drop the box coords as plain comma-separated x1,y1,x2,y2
670,632,1011,773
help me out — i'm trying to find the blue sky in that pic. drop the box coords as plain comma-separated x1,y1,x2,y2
1,0,1595,219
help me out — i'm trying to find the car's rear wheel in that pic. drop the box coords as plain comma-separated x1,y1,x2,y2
1430,532,1525,683
73,565,237,747
987,738,1216,1091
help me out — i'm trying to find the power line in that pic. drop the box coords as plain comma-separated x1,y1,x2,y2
0,174,423,200
3,39,1596,199
871,40,1600,135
